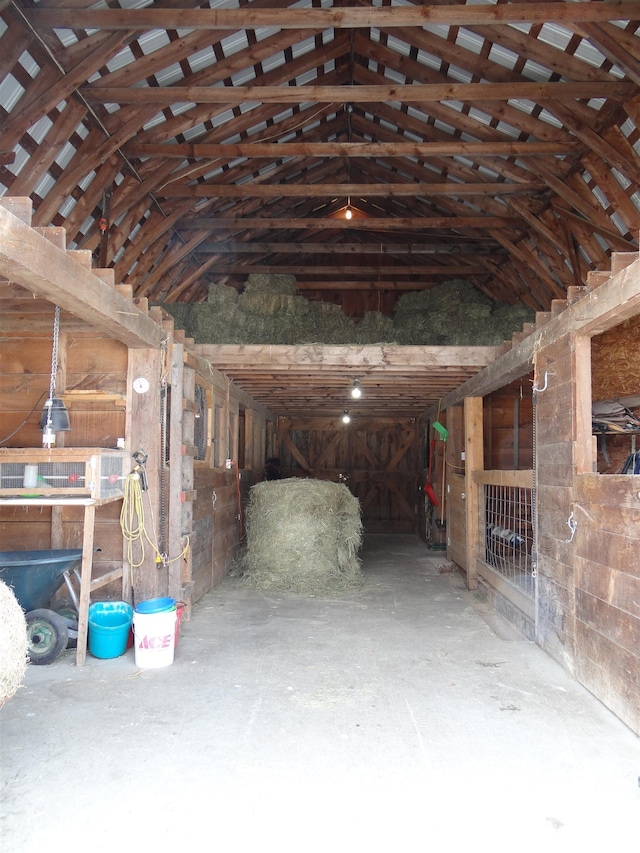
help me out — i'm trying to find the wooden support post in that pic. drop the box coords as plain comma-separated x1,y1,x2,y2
573,334,594,475
125,347,163,603
75,502,96,666
464,397,483,591
168,337,189,603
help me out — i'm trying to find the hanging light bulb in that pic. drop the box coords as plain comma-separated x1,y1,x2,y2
351,379,362,399
40,305,70,448
342,410,351,424
345,196,353,220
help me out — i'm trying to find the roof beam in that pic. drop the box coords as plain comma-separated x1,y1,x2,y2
193,241,495,255
157,181,544,198
126,141,576,159
84,81,633,105
28,4,640,32
178,216,520,230
201,264,487,276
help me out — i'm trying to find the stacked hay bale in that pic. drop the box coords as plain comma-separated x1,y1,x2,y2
238,478,363,594
0,580,28,708
393,280,535,345
354,311,397,344
157,277,534,346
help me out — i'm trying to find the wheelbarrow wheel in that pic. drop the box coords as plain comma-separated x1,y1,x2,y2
50,597,77,621
49,599,78,648
25,609,69,665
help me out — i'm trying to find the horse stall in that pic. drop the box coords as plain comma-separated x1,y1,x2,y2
436,254,640,735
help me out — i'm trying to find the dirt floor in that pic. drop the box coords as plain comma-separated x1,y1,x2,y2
1,535,639,851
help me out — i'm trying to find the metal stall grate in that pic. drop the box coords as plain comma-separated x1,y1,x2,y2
484,484,533,596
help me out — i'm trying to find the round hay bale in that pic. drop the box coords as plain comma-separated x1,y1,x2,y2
240,478,363,593
0,579,28,708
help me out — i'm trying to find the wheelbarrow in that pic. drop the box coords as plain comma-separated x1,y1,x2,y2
0,550,83,665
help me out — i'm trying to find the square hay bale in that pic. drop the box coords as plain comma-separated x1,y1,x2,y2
239,478,363,593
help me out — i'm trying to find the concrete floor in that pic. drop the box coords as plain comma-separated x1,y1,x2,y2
1,534,638,851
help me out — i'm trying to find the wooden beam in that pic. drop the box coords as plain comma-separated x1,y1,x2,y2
157,181,545,198
464,397,483,591
205,265,489,277
197,241,496,255
0,199,164,349
196,344,498,370
83,81,633,105
292,278,487,290
28,4,640,31
178,216,519,230
125,141,577,159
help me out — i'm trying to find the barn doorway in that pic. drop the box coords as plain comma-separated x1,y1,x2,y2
278,416,418,533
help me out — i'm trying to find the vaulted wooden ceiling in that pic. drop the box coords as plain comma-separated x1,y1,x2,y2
1,1,639,319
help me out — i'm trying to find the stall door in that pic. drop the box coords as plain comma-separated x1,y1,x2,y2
279,416,418,533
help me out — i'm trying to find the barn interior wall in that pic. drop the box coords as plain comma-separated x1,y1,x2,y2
0,327,129,588
0,202,275,612
440,258,640,735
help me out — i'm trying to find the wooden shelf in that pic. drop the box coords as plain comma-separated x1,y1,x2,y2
0,494,126,666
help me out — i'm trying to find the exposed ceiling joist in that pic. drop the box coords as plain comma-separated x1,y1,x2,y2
157,181,545,198
125,142,577,159
84,82,634,105
27,3,640,31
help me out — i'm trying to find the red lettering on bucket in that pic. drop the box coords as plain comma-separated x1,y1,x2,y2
137,634,173,650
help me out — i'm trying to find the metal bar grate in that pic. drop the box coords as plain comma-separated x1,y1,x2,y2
484,484,533,597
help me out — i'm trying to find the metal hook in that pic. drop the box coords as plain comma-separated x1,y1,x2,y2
532,371,549,393
565,511,577,543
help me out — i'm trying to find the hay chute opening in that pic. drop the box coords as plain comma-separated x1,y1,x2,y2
238,478,363,594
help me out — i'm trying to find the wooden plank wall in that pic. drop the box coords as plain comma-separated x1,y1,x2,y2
534,334,579,673
483,379,533,470
278,415,419,533
574,475,640,732
0,318,272,612
536,322,640,734
0,330,128,589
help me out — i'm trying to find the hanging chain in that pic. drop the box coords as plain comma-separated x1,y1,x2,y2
159,374,168,564
49,305,61,402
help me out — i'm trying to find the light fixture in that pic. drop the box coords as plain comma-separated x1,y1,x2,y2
345,197,353,220
342,410,351,424
40,305,70,448
351,379,362,399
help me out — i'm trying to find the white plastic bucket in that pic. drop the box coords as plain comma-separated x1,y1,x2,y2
133,609,177,668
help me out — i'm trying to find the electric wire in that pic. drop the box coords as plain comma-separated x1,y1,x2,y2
0,391,47,444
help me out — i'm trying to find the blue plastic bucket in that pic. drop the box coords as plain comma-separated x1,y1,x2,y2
88,601,133,659
134,597,176,615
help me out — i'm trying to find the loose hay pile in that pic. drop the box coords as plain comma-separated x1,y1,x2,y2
239,478,363,594
0,579,28,708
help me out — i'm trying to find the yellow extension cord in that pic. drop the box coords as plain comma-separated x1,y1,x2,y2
120,467,189,569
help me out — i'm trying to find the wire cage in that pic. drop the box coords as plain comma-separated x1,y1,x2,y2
0,449,129,503
484,483,534,596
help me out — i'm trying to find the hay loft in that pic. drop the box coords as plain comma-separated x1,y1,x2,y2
161,278,534,346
